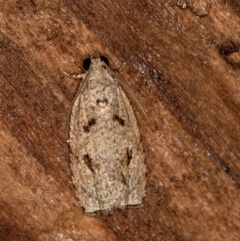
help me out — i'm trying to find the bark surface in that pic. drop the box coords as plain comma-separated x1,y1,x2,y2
0,1,240,240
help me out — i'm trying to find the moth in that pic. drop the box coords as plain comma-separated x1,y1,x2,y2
62,57,146,213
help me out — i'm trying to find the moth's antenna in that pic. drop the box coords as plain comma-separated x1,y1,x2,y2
105,62,151,123
118,79,151,123
112,62,151,123
60,68,87,137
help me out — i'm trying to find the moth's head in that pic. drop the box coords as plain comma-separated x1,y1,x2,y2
83,56,109,70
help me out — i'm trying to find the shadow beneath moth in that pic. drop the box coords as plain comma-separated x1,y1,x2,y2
62,57,146,213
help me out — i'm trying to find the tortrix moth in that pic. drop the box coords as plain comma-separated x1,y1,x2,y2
62,57,146,213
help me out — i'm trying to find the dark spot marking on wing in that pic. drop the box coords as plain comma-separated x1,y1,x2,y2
96,97,108,107
113,114,125,126
83,118,96,133
127,147,132,166
83,154,94,173
121,173,128,187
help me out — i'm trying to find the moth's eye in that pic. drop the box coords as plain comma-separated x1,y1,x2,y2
83,58,91,70
100,56,109,66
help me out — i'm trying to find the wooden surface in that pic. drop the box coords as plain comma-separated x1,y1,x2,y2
0,0,240,240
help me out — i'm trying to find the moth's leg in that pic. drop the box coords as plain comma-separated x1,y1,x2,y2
115,62,126,74
60,68,85,79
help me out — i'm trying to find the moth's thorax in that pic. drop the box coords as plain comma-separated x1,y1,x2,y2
83,61,118,116
89,58,106,74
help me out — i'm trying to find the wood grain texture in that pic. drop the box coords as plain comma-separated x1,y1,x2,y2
0,0,240,240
